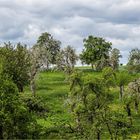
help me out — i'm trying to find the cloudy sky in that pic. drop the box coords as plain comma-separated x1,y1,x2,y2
0,0,140,64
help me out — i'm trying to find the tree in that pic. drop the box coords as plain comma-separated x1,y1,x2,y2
56,46,78,74
68,71,111,139
116,71,131,100
102,67,116,89
80,35,112,70
128,78,140,113
110,48,122,70
29,32,61,96
36,32,61,68
127,48,140,73
29,45,44,96
0,77,41,139
68,70,133,139
0,42,31,92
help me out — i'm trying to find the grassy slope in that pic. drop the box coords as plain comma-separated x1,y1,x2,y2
25,71,74,139
25,69,140,139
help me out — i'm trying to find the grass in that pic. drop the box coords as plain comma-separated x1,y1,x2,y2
25,71,74,138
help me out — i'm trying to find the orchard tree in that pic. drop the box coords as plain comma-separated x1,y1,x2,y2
127,48,140,73
80,35,112,70
29,32,61,95
116,71,131,100
128,78,140,113
37,32,61,68
110,48,122,70
0,42,31,92
69,71,132,139
29,45,43,96
102,67,116,89
56,45,78,74
68,71,111,139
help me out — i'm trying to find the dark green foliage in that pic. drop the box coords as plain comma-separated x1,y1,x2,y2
69,71,111,138
68,70,136,139
20,95,48,116
0,77,41,139
102,67,116,88
0,42,31,92
80,35,112,70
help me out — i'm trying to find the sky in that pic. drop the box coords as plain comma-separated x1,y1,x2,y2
0,0,140,64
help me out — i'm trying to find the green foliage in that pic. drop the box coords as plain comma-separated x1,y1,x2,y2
0,42,31,92
56,45,78,74
127,48,140,73
20,95,48,116
80,35,112,70
0,77,41,139
67,69,138,139
102,67,116,88
110,48,122,70
68,71,112,138
37,32,61,66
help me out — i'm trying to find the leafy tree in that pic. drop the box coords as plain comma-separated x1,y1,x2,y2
68,70,134,139
127,48,140,73
0,42,31,92
128,78,140,113
0,77,41,139
29,45,44,96
29,32,61,95
68,71,111,139
36,32,61,68
80,35,112,70
102,67,116,89
116,71,131,100
56,46,78,74
110,48,122,70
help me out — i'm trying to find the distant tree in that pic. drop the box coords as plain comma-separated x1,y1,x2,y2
110,48,122,70
80,35,112,70
56,46,78,74
127,48,140,73
0,42,31,92
37,32,61,68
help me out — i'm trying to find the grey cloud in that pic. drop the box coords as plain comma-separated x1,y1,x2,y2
0,0,140,64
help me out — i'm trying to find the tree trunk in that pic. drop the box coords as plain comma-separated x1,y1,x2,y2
135,100,138,114
106,122,113,140
126,103,132,125
30,79,36,97
91,63,94,69
18,84,24,92
0,127,3,139
119,85,123,100
97,131,100,140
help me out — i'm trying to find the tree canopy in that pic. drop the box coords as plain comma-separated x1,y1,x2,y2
80,35,112,70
